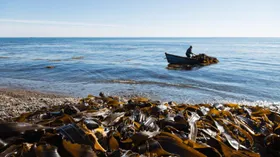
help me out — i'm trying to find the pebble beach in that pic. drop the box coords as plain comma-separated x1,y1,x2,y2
0,88,79,121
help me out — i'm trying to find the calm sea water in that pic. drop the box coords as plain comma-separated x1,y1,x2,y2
0,37,279,104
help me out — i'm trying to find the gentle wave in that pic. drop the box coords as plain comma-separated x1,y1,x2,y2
214,100,280,108
97,79,194,88
32,56,85,62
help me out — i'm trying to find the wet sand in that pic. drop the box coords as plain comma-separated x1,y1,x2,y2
0,88,79,121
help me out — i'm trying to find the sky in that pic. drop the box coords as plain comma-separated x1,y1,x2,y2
0,0,279,37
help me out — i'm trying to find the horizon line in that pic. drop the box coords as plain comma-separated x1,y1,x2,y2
0,36,280,38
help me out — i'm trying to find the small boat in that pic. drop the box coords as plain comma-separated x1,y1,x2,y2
165,52,200,65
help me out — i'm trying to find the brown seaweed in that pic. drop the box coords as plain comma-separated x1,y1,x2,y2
1,94,279,156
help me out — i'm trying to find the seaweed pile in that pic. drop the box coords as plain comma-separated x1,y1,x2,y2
192,54,219,65
1,93,280,157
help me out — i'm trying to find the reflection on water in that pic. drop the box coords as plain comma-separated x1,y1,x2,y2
166,64,204,71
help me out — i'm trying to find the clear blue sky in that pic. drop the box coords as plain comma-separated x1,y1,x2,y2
0,0,279,37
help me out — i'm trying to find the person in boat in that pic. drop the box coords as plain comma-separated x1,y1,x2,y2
186,46,194,58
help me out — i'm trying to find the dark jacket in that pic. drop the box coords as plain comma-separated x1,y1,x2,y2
186,47,193,56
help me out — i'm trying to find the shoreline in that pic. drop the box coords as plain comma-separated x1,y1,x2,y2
1,77,279,107
1,87,279,121
0,87,79,121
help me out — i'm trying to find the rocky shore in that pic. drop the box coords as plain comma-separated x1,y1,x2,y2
0,88,79,121
0,88,280,156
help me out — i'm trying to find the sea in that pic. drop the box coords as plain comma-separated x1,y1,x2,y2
0,37,279,105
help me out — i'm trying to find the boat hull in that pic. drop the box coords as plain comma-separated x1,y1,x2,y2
165,53,200,65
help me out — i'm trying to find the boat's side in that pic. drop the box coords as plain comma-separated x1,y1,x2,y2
165,53,200,65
